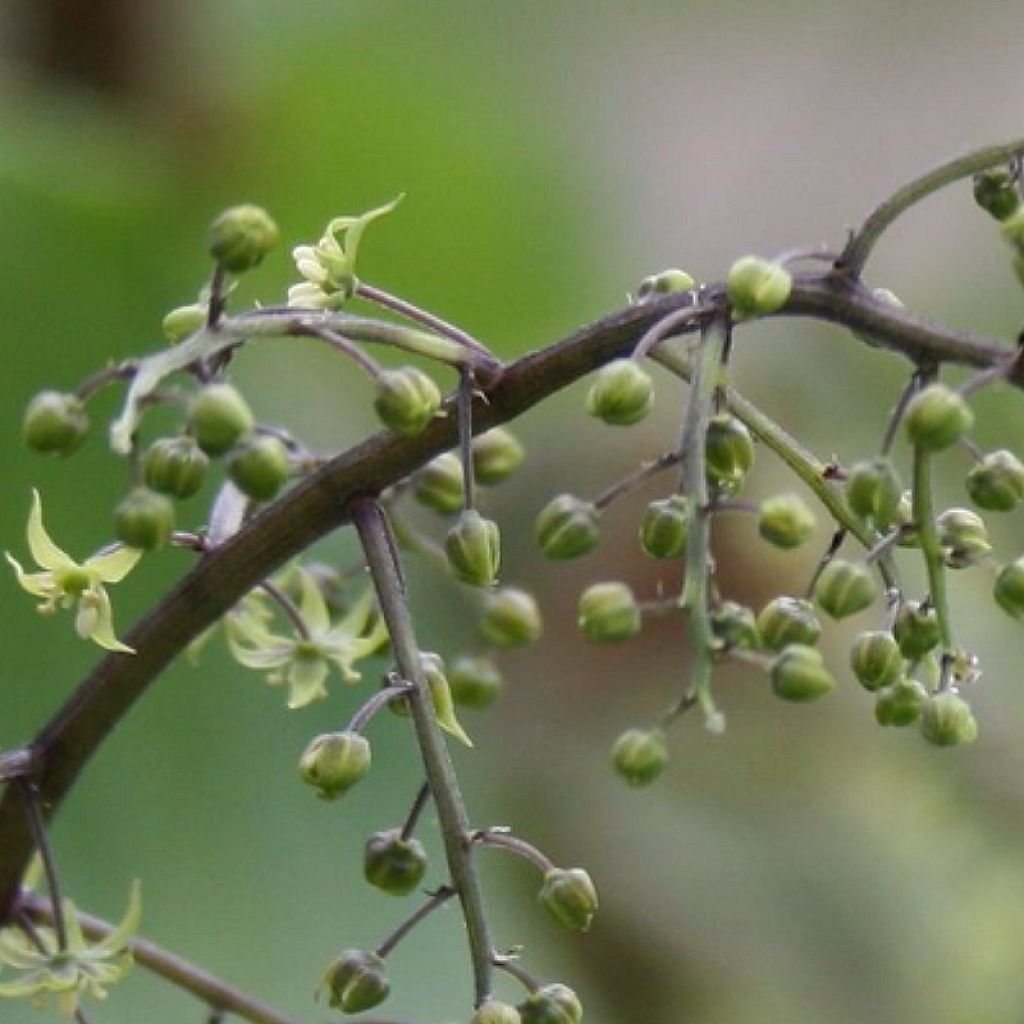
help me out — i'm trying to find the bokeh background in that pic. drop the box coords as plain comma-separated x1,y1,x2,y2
1,2,1024,1022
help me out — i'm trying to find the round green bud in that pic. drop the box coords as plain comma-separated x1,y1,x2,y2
472,427,525,486
373,366,442,436
113,488,175,550
445,511,501,587
321,949,389,1014
298,731,370,800
993,558,1024,619
903,384,974,452
161,303,206,344
414,452,465,514
814,559,878,620
518,984,583,1024
756,596,821,652
143,436,208,499
449,654,503,709
1001,206,1024,251
473,1000,523,1024
875,678,927,727
974,167,1021,222
936,507,991,568
770,644,836,702
538,867,599,932
919,692,979,747
611,728,668,787
227,435,290,501
893,601,941,660
844,458,903,530
705,414,755,495
481,587,542,648
577,582,641,643
363,829,428,896
639,494,689,559
208,204,279,272
966,449,1024,512
535,494,600,560
636,268,696,301
23,391,89,456
850,631,904,691
725,255,792,317
189,383,254,456
585,358,654,426
758,493,816,549
710,601,759,650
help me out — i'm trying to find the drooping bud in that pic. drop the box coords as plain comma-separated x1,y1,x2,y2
445,511,500,587
903,384,974,452
161,303,206,343
320,949,389,1013
850,631,904,691
874,678,927,727
770,644,836,702
23,391,89,456
472,427,525,486
936,507,991,568
919,692,979,747
518,984,583,1024
227,435,290,501
481,587,543,648
373,366,442,436
611,728,668,787
538,868,599,932
577,582,641,643
973,167,1021,222
636,268,696,301
756,596,821,652
298,731,370,800
473,1000,523,1024
966,449,1024,511
585,359,654,425
449,654,503,708
639,494,689,559
189,383,254,456
208,204,279,272
143,436,209,499
893,601,941,660
710,600,760,650
535,495,600,560
414,452,464,514
705,414,755,495
844,457,903,530
814,559,878,619
113,488,175,550
725,255,792,317
993,558,1024,619
363,829,428,896
758,493,816,549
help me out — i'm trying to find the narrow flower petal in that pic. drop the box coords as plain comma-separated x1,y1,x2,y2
296,570,331,634
76,587,134,654
5,555,59,599
227,634,295,670
90,880,141,958
285,656,329,709
85,545,143,584
26,490,74,571
59,899,88,954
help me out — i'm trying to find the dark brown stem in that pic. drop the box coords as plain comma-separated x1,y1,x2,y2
17,780,67,950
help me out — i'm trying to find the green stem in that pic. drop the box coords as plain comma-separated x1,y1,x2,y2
912,443,954,651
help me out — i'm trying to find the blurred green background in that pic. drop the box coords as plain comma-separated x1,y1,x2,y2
1,2,1024,1022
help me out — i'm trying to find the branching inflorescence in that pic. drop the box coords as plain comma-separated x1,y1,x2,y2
2,138,1024,1023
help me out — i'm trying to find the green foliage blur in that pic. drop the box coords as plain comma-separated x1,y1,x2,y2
1,3,1024,1022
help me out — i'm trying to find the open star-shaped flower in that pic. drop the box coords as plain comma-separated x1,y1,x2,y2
6,491,141,653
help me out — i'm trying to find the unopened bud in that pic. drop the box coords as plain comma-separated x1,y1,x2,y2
919,692,978,747
725,255,792,317
363,829,428,896
161,303,206,343
585,359,654,425
414,452,464,514
904,384,973,452
535,494,600,560
23,391,89,456
814,559,878,619
320,949,389,1013
373,366,442,436
845,457,903,530
611,728,668,787
636,268,696,301
228,435,290,501
758,493,816,549
446,511,500,587
756,596,821,651
936,507,990,568
874,678,927,727
189,383,254,456
705,414,755,495
143,436,208,499
770,644,836,702
298,731,370,800
472,428,525,486
538,868,599,932
710,601,759,650
893,601,941,660
994,558,1024,619
639,494,688,559
481,587,542,648
966,449,1024,511
518,984,583,1024
577,582,641,643
850,631,904,691
449,655,503,708
208,204,279,272
974,167,1021,222
473,1001,522,1024
113,488,175,550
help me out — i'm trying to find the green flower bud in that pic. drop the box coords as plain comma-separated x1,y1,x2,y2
473,1000,523,1024
373,366,442,436
446,511,501,587
481,587,542,648
710,601,759,650
208,204,279,272
1002,207,1024,252
113,488,175,550
993,558,1024,618
363,829,428,896
143,436,209,499
472,427,525,486
611,728,668,787
414,452,465,514
161,303,206,343
919,692,979,747
874,678,927,727
770,644,836,703
636,268,696,301
814,559,878,619
966,449,1024,511
518,984,583,1024
227,435,290,501
725,255,792,317
298,731,370,800
936,507,991,568
756,596,821,652
758,493,816,549
389,653,472,746
538,868,599,932
974,167,1021,221
850,631,904,691
189,383,254,456
535,495,600,560
449,654,503,708
705,414,755,495
893,601,941,660
23,391,89,456
903,384,974,452
320,949,389,1013
585,359,654,425
639,494,689,559
577,582,641,643
844,458,903,530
